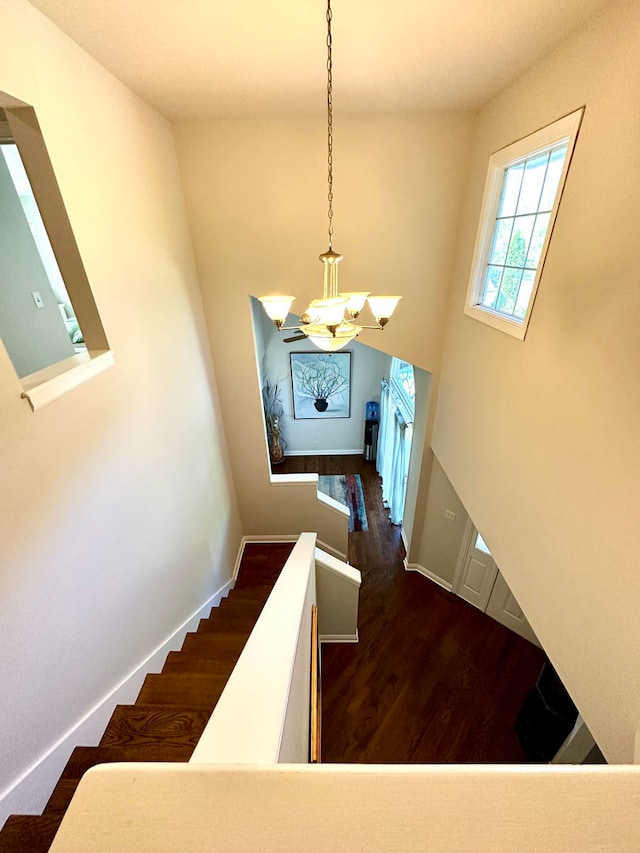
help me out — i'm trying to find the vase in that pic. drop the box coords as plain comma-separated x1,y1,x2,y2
269,431,285,465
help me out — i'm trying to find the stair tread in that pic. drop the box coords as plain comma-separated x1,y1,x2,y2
100,704,211,748
193,625,250,638
162,652,240,675
0,813,60,853
60,743,193,782
136,672,229,708
181,631,247,655
225,584,274,598
235,566,282,575
175,651,242,670
238,542,293,564
43,742,194,824
215,599,265,616
188,627,249,641
43,778,79,817
204,613,260,630
196,618,253,636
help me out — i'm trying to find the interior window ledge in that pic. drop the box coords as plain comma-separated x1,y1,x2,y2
269,472,349,518
21,349,114,411
315,547,361,585
269,473,319,486
316,489,350,519
464,304,527,340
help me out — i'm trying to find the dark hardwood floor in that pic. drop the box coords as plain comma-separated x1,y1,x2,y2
275,453,547,763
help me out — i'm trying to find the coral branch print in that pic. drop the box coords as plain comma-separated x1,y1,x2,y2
290,352,351,419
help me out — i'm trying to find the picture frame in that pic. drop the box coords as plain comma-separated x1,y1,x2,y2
290,351,351,419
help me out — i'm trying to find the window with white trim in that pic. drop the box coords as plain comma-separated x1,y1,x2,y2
0,94,113,411
465,108,583,340
389,356,415,424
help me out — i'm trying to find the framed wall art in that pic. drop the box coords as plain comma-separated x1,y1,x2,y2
290,351,351,419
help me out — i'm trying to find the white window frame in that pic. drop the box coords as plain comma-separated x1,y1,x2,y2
464,108,584,340
0,92,113,410
389,357,415,426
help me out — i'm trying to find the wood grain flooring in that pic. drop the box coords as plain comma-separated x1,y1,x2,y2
276,453,547,763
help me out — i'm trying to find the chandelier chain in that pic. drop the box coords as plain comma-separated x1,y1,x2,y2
326,0,333,249
258,0,402,350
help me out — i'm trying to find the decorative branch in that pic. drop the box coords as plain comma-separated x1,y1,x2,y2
293,358,347,402
262,379,287,448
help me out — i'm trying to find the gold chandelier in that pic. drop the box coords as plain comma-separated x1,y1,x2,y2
259,0,401,353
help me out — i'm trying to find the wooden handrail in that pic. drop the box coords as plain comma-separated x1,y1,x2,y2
311,604,321,763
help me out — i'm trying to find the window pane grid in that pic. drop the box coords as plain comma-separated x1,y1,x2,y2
517,151,550,216
494,263,538,272
480,142,569,320
496,207,554,220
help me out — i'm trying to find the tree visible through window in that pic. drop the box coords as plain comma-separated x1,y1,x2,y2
481,145,568,320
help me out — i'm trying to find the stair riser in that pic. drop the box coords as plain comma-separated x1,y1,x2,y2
181,633,247,658
136,674,228,708
197,619,253,635
162,653,238,676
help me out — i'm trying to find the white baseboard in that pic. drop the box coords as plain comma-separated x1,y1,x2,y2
285,449,363,457
401,528,409,554
0,576,233,828
320,630,359,644
240,534,299,543
232,538,247,582
405,562,453,592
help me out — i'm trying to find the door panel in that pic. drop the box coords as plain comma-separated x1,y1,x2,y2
455,524,540,646
458,535,498,611
485,571,540,646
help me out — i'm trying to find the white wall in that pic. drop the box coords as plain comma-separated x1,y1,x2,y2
0,0,241,822
412,455,469,588
174,112,475,547
47,763,640,853
432,0,640,761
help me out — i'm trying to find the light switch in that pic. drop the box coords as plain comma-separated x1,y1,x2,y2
31,291,44,308
444,509,456,521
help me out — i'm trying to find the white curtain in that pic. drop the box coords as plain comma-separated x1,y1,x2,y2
376,381,411,525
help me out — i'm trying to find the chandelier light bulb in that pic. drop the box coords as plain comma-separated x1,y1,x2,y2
308,296,349,327
258,295,295,329
340,292,370,319
367,295,402,326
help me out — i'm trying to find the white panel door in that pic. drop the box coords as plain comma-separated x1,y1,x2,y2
485,571,540,646
457,532,498,611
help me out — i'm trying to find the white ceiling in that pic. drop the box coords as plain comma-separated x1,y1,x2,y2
28,0,610,121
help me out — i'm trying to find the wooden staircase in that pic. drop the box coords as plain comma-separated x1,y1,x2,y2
0,542,294,853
